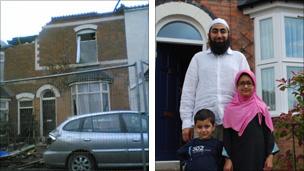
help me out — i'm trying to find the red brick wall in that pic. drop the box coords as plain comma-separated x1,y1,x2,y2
4,43,37,80
105,68,131,110
98,19,127,61
38,19,127,67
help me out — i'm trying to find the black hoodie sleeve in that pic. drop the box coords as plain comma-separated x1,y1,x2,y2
223,128,232,158
177,142,191,161
262,116,277,156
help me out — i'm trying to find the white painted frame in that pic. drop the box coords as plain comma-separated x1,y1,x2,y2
156,2,212,49
245,1,304,116
70,81,111,115
74,25,98,64
36,84,60,137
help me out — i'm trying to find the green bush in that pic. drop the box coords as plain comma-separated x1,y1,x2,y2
274,71,304,170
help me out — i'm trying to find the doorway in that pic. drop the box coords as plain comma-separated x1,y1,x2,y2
156,42,201,160
42,90,56,136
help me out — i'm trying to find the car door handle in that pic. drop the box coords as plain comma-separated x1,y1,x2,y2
83,138,91,142
132,139,141,142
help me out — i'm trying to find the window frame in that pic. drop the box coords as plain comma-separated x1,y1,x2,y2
71,81,111,115
16,93,35,135
156,18,205,47
0,99,9,122
121,113,148,133
76,30,97,64
91,114,122,133
74,24,98,65
17,99,34,135
281,12,304,60
282,63,304,112
254,7,304,116
63,118,82,132
259,17,275,60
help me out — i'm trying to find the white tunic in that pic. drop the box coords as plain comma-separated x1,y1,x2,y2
180,48,250,128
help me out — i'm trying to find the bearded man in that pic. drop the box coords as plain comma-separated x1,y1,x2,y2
180,18,250,142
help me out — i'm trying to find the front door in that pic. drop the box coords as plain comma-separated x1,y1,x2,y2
156,42,201,160
42,90,56,136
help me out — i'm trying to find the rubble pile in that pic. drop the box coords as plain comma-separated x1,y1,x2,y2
0,143,46,170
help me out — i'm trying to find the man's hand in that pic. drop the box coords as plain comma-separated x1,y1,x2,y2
182,128,193,142
223,158,233,171
263,154,273,171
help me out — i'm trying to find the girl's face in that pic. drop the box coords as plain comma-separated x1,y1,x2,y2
195,119,215,139
237,74,254,98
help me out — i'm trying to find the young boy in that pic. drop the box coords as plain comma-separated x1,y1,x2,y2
177,109,223,171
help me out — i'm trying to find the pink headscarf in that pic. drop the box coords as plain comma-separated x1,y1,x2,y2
223,70,274,136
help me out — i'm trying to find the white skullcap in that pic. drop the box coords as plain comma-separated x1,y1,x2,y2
209,18,229,31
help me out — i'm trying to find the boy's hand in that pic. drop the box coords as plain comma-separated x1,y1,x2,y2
182,128,193,142
224,158,233,171
263,154,273,171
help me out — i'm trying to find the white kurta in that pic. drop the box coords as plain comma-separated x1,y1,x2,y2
180,48,250,129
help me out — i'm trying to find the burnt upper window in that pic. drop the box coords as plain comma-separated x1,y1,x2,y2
74,25,98,64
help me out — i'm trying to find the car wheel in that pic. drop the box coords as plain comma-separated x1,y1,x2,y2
68,152,96,171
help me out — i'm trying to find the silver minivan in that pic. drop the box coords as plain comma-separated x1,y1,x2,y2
43,111,148,171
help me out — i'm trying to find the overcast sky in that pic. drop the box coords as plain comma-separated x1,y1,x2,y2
0,0,148,43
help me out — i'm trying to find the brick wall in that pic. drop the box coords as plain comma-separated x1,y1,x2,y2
98,19,127,61
106,68,130,110
38,19,127,67
4,43,37,80
38,27,76,65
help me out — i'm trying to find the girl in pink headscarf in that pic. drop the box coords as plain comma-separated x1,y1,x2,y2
222,70,278,171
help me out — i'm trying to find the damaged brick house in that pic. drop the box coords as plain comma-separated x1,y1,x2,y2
0,5,148,142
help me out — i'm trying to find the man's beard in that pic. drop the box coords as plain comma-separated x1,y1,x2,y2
209,37,231,55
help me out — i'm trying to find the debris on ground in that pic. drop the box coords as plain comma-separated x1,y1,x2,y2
0,143,47,170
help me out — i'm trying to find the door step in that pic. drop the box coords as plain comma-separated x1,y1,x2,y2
155,160,181,171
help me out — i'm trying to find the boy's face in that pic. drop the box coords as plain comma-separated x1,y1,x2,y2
195,119,215,139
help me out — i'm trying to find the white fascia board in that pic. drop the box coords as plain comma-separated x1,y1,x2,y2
243,1,304,18
43,16,124,29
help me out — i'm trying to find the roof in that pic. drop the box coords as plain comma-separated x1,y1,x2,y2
48,12,117,25
7,35,37,46
120,4,149,12
237,0,304,9
0,41,8,48
48,4,148,25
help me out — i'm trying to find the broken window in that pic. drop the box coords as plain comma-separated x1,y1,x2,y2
71,82,110,115
76,30,97,64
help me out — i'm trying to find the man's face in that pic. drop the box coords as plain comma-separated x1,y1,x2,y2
209,23,229,42
208,23,230,55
